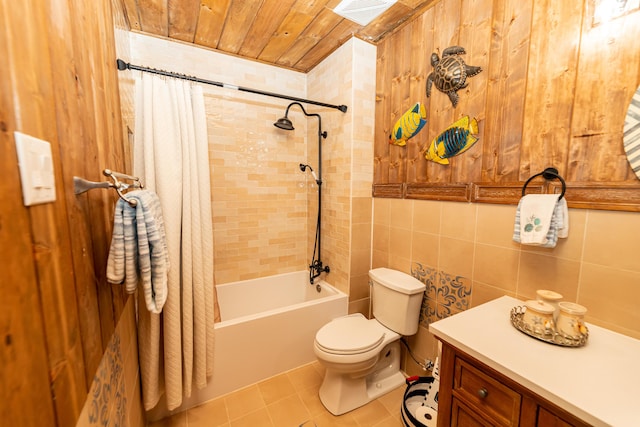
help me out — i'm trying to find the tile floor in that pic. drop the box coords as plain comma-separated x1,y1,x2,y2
148,361,406,427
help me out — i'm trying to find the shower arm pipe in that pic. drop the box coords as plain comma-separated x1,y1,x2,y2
116,59,348,113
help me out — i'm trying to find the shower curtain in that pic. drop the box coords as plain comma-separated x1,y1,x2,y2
133,72,215,411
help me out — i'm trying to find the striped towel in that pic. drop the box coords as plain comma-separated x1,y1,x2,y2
107,190,169,313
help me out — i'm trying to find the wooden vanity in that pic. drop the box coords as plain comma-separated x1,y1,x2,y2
429,296,640,427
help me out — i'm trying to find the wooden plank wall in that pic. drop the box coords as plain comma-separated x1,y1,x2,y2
374,0,640,211
0,0,129,426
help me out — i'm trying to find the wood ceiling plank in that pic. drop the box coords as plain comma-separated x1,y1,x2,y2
276,6,343,69
137,0,168,35
218,0,265,54
168,0,201,42
293,18,358,73
238,0,297,59
356,2,414,42
121,0,142,30
131,0,447,72
400,0,434,8
194,0,231,48
258,0,333,64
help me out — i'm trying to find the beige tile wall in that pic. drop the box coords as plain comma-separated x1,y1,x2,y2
130,33,310,284
129,33,378,303
373,198,640,375
308,39,377,306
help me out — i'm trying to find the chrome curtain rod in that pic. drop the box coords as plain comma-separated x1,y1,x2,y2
116,59,348,113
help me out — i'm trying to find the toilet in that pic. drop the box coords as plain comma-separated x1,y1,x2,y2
313,267,426,415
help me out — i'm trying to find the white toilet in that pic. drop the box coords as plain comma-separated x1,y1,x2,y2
313,267,426,415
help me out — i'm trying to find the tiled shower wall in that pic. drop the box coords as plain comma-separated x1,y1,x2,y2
308,39,377,307
129,33,377,299
372,198,640,375
129,32,308,284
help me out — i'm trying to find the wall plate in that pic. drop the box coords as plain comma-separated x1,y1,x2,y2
14,131,56,206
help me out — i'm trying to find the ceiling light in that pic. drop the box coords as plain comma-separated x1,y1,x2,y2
332,0,398,26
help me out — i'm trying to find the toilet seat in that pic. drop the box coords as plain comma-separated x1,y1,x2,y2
315,314,386,355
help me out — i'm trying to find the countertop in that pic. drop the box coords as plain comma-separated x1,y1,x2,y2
429,296,640,427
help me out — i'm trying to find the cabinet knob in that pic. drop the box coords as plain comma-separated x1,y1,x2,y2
477,388,488,399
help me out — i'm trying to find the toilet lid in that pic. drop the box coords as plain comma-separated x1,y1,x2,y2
315,315,385,355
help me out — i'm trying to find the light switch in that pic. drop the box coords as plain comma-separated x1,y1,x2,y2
14,131,56,206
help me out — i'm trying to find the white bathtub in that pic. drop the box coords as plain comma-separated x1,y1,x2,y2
149,271,348,419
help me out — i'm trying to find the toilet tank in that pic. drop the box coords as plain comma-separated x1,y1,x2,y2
369,268,426,336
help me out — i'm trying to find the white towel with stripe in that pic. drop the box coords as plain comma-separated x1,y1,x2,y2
107,189,169,313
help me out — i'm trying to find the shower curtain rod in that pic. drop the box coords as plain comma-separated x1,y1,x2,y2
116,59,348,113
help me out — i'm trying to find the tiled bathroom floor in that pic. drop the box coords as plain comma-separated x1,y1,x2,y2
148,361,406,427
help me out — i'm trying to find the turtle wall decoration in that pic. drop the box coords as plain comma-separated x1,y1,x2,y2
426,46,482,107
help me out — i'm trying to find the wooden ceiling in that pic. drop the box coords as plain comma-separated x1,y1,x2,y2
120,0,434,73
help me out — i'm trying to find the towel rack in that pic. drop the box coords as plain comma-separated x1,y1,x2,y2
74,169,143,207
521,167,566,200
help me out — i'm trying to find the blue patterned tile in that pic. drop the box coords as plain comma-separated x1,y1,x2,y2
412,262,438,300
83,330,125,426
420,296,438,327
437,271,471,311
413,263,473,326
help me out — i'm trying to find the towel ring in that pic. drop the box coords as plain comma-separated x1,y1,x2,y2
521,167,566,200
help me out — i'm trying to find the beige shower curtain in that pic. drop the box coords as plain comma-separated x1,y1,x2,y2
133,72,215,411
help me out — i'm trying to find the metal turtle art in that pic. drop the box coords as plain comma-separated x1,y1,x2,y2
426,46,482,107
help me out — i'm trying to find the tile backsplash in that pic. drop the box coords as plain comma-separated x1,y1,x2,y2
373,198,640,374
413,263,472,328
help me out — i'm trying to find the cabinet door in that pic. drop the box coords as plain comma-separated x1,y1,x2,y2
537,407,575,427
452,397,497,427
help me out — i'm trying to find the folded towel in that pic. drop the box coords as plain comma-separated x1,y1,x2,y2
513,194,569,248
107,190,169,313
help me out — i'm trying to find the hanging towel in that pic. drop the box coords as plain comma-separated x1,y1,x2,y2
513,194,569,248
107,189,169,313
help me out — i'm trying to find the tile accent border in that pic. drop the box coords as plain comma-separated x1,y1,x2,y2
412,262,472,328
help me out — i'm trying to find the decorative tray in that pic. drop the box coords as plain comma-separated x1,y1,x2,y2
510,306,588,347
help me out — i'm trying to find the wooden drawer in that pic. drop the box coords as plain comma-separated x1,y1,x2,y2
453,357,522,426
451,397,497,427
537,406,577,427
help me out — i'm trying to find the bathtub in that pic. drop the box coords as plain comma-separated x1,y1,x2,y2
150,270,348,419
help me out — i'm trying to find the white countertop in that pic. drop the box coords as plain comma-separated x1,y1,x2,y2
429,296,640,427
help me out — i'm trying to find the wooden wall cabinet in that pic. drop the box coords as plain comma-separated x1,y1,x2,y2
438,342,591,427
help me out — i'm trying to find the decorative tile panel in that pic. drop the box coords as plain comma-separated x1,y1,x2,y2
76,299,140,427
413,262,472,328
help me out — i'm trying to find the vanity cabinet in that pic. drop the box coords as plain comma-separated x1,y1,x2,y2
429,296,639,426
438,342,590,427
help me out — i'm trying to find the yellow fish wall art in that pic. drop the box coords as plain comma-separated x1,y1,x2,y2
424,115,479,165
389,102,427,146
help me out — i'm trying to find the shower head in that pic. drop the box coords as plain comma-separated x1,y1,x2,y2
274,116,294,130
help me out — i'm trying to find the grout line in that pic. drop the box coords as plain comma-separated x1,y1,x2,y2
575,209,590,303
